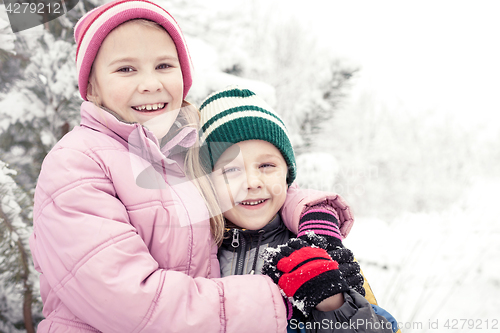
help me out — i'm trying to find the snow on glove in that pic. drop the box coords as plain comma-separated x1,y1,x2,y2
298,204,344,251
329,247,365,296
298,205,366,296
262,238,349,317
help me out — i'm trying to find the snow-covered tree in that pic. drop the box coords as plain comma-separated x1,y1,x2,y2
0,29,79,190
187,0,358,151
0,2,97,329
0,161,41,333
0,12,22,93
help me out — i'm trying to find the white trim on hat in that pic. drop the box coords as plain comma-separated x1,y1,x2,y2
200,96,279,126
200,110,290,145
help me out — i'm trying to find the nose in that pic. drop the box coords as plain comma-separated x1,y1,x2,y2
245,169,263,189
138,72,163,93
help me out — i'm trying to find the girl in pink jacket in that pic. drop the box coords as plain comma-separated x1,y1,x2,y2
29,1,354,332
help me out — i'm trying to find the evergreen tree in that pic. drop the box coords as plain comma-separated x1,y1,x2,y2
0,161,41,333
0,1,98,330
0,15,22,93
193,0,358,152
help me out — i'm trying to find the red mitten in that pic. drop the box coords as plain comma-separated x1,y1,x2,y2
262,238,349,316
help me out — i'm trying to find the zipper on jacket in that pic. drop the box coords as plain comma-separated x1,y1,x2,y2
233,230,247,275
231,229,240,248
248,230,265,275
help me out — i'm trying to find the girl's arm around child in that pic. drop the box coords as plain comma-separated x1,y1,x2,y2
30,124,287,333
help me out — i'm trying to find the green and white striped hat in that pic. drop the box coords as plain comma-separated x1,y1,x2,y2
199,86,296,186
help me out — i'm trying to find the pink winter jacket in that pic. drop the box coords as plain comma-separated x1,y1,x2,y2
30,102,354,333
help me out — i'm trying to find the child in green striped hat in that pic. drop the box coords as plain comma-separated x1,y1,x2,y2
199,86,397,332
199,86,296,229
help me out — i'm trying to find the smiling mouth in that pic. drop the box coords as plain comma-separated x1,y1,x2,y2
239,199,268,206
131,103,166,111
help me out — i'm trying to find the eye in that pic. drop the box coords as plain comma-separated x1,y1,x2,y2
222,166,239,174
117,66,134,73
156,63,171,70
260,163,275,169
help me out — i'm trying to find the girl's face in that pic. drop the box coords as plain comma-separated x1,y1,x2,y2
88,21,183,136
211,140,288,230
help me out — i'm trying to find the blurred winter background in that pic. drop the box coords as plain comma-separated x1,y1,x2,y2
0,0,499,332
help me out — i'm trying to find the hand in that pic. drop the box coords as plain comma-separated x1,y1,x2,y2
299,205,366,296
262,238,349,317
329,247,366,296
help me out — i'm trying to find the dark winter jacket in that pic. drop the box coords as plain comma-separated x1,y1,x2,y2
218,214,398,333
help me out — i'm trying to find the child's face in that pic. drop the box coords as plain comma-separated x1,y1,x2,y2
88,21,183,134
211,140,288,230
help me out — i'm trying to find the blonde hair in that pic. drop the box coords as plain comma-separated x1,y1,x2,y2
178,101,225,245
86,19,225,246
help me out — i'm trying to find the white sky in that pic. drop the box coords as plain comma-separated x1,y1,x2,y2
3,0,499,127
277,0,500,127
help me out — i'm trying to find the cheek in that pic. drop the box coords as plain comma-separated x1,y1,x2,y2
213,177,236,211
105,92,126,107
216,177,249,210
107,81,130,100
94,76,129,108
268,175,288,203
167,71,185,103
271,183,287,201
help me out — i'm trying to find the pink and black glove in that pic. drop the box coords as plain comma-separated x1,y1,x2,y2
299,205,365,296
297,204,344,251
262,238,349,317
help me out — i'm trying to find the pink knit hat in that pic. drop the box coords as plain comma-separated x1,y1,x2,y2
74,0,193,101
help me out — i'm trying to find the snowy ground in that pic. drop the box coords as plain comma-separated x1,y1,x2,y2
343,179,500,333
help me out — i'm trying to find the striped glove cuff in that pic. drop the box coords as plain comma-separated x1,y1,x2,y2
298,204,343,250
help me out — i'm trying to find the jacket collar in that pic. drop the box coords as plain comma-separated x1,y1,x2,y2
79,102,198,178
221,214,287,249
79,101,197,160
161,125,197,157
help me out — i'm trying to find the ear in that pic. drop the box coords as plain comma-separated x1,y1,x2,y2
86,81,94,99
86,80,100,104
